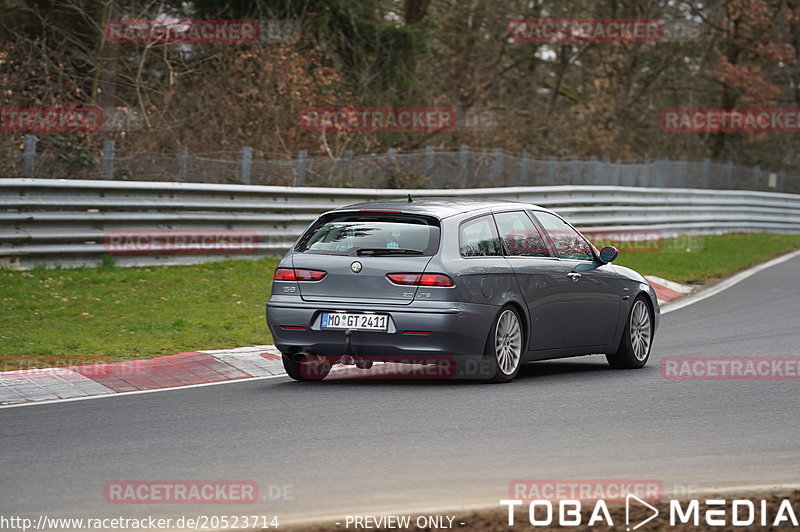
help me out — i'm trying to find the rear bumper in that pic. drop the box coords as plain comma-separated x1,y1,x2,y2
266,297,497,363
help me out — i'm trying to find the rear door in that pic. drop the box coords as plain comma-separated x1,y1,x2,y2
492,210,572,351
531,210,621,348
291,211,438,305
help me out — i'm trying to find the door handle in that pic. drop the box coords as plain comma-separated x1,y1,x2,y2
567,272,581,281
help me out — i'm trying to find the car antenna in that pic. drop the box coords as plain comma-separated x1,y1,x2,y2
407,194,413,203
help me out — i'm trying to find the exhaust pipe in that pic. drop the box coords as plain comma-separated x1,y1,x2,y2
355,359,373,370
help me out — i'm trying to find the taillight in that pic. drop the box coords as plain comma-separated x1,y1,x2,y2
386,273,421,285
273,268,327,281
386,273,454,287
419,273,454,287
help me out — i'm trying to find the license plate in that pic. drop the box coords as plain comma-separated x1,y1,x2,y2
321,312,388,331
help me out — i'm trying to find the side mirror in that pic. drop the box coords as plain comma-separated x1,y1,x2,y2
598,246,619,264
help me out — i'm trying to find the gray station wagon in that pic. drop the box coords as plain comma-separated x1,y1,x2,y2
266,198,659,382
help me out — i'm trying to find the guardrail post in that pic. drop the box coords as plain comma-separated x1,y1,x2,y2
777,170,784,191
102,140,116,179
546,156,556,185
22,135,36,177
491,147,503,187
177,146,188,182
751,165,761,190
296,149,307,186
240,146,252,185
458,144,469,188
520,152,530,185
768,171,778,190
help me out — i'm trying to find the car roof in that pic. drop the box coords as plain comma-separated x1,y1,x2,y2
333,197,551,218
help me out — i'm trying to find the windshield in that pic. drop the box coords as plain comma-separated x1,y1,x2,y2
296,214,440,256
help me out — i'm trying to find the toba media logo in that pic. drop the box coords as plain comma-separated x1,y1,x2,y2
504,479,662,529
502,480,799,528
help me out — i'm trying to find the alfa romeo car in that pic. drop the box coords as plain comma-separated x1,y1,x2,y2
266,198,659,382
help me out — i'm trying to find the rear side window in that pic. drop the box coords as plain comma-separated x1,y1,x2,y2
460,215,501,257
493,211,550,257
532,211,594,261
296,213,439,255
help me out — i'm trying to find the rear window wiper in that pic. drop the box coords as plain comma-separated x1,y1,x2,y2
355,248,424,256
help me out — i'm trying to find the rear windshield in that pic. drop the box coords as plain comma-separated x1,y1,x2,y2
295,213,440,256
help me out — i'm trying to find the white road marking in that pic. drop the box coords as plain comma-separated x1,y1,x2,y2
0,373,290,410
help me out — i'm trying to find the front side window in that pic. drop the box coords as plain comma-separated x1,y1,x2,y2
532,211,594,261
493,211,550,257
296,213,439,255
459,215,501,257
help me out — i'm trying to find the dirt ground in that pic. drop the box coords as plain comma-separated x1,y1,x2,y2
283,490,800,532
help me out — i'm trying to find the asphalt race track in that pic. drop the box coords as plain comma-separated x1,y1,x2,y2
2,256,799,526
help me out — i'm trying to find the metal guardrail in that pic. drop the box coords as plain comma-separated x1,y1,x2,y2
2,178,800,268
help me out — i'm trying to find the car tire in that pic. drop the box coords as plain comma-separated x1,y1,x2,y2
484,305,524,383
283,354,331,381
606,296,653,369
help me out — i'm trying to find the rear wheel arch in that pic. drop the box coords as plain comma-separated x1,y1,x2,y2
503,299,529,349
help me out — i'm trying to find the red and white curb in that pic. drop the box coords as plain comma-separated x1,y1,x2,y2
645,275,695,304
0,346,283,406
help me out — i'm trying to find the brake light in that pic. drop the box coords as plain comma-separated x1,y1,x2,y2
273,268,327,281
420,273,455,287
386,273,454,287
359,209,401,213
386,273,421,285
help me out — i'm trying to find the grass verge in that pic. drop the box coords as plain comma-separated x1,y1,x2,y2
612,233,800,285
1,233,799,368
0,257,279,368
